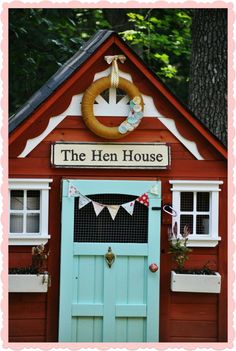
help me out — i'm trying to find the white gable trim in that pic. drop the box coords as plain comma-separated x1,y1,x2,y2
18,69,203,160
158,117,203,160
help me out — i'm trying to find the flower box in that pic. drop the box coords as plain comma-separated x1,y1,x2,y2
9,273,49,293
170,270,221,293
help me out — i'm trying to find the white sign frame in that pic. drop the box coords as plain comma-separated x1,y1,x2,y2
51,142,171,169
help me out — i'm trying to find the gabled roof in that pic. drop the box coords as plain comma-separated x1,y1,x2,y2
9,30,227,159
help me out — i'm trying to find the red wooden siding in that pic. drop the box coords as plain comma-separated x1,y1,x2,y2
8,114,227,342
169,294,218,342
9,293,47,342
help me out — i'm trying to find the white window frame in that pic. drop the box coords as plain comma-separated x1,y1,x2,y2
9,179,52,245
169,180,223,247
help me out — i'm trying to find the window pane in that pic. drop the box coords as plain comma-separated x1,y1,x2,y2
197,192,210,211
10,190,24,210
27,190,40,210
26,213,39,233
180,215,193,236
180,192,193,211
196,215,209,234
10,214,23,233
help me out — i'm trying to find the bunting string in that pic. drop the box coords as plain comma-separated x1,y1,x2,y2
68,182,159,220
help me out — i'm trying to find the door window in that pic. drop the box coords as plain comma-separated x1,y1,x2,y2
74,194,148,243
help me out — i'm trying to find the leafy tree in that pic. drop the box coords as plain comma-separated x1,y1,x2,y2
120,9,192,103
9,9,192,115
9,9,110,115
9,9,227,145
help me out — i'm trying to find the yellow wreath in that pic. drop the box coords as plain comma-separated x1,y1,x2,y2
81,76,144,139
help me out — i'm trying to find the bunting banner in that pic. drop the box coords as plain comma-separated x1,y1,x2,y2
78,194,92,209
121,200,135,216
136,193,149,207
67,182,159,220
92,202,105,216
68,184,80,197
107,205,120,220
149,184,159,196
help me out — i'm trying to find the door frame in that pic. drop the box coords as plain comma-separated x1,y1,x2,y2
58,179,162,342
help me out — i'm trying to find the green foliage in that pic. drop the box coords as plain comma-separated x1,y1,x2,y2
198,262,216,275
9,9,110,115
168,238,192,271
9,9,191,115
120,9,192,102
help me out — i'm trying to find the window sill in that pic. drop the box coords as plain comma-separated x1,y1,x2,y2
169,236,221,247
9,235,51,246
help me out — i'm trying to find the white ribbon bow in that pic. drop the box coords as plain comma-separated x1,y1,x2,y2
104,55,126,88
104,55,126,65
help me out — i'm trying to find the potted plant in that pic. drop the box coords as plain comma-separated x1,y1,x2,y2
169,224,221,293
9,244,50,293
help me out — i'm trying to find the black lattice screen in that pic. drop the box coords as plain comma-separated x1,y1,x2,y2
74,194,148,243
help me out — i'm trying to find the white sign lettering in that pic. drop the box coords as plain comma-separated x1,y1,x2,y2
51,143,170,169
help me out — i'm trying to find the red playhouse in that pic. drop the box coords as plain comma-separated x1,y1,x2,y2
9,31,227,343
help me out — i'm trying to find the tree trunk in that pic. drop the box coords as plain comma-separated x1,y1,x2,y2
188,9,227,146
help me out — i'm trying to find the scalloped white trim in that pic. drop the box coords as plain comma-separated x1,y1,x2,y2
18,69,204,160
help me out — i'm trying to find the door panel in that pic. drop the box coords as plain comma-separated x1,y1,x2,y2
59,180,161,342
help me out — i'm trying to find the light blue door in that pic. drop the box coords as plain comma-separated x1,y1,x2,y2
59,180,161,342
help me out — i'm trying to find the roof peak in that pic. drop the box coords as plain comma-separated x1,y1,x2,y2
9,30,226,156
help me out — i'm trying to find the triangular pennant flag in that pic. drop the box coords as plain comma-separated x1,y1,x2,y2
68,184,80,197
107,205,120,220
149,184,159,196
121,201,135,216
78,195,91,209
136,193,149,207
92,202,105,216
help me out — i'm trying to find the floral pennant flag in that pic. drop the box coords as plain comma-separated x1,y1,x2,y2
107,205,120,220
78,195,91,209
121,201,135,216
68,184,80,197
136,193,149,207
149,184,159,196
92,202,105,216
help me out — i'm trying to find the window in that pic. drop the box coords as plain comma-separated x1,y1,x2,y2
9,179,52,245
169,180,223,247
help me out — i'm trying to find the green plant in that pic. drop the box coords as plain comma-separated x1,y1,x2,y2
168,237,192,272
198,261,216,275
168,222,217,275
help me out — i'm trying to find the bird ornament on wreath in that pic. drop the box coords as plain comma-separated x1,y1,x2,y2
81,55,144,139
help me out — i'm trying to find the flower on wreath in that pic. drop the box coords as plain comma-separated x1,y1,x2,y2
118,96,144,134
